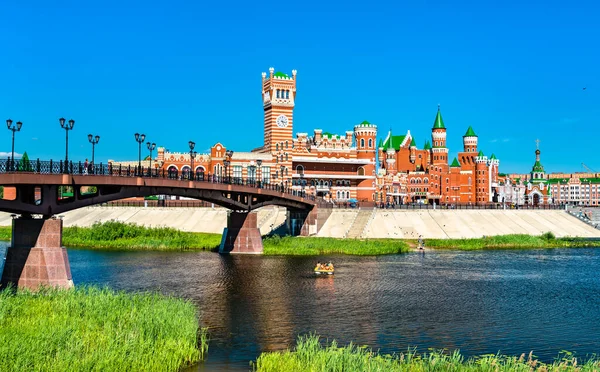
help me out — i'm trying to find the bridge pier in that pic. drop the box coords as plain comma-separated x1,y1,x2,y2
219,211,263,254
1,217,73,290
288,206,318,236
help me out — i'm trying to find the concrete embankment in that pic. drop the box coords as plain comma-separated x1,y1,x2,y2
0,207,598,239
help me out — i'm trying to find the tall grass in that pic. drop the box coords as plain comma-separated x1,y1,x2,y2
424,233,600,250
0,286,206,371
62,221,222,251
263,236,410,255
253,334,599,371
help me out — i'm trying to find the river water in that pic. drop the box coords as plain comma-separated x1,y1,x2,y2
4,247,600,370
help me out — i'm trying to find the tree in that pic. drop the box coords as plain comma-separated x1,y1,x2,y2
18,151,33,172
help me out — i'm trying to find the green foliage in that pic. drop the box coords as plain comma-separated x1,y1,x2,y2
0,286,206,371
424,233,600,250
0,186,3,199
18,152,33,172
62,220,222,251
253,334,599,371
263,236,410,256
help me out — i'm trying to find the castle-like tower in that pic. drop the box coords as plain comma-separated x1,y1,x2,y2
354,121,377,186
475,151,489,203
261,67,296,185
431,105,448,165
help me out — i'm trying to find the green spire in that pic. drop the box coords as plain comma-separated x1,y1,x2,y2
490,153,497,160
410,137,416,147
532,161,544,172
378,138,383,148
360,120,371,125
478,150,485,157
450,157,461,167
464,126,477,137
433,105,445,129
423,140,431,150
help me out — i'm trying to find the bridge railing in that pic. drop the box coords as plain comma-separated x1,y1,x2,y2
0,158,315,201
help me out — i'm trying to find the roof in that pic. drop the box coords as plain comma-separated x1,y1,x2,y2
489,153,497,160
450,157,461,167
433,106,445,129
382,135,406,150
464,126,477,137
359,120,371,126
532,160,544,172
423,140,431,150
477,150,485,157
580,177,600,183
410,137,416,147
378,138,383,148
273,71,289,78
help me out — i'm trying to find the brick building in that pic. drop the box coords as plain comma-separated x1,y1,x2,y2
376,106,501,205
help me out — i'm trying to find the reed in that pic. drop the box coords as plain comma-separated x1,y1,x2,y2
263,236,410,255
0,286,206,372
253,334,599,371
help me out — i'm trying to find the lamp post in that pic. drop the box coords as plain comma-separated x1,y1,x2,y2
146,142,156,176
223,160,230,183
6,119,22,171
300,173,305,196
87,134,100,174
134,133,146,175
60,118,75,173
280,165,285,190
188,141,197,180
257,159,262,188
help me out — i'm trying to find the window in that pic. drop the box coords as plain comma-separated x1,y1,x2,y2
276,89,280,98
233,166,242,181
276,143,279,151
296,165,304,174
368,139,373,148
286,90,290,99
360,138,365,148
286,141,288,149
213,164,223,177
262,166,270,184
248,166,256,182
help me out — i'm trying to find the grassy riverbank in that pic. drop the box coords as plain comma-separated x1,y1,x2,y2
263,235,410,255
422,232,600,250
253,334,597,371
0,286,207,372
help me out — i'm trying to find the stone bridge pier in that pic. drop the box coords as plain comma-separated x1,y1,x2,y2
1,217,73,290
219,211,263,254
287,206,318,237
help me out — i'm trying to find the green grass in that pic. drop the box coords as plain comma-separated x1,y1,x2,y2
60,221,222,251
253,334,599,371
422,232,600,250
0,286,207,372
263,236,410,255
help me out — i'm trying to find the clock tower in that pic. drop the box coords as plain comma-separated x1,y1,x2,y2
261,67,296,153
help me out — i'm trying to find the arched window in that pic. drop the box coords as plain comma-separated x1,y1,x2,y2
280,154,284,162
368,139,373,148
346,191,350,199
285,168,288,176
296,165,304,174
446,178,449,184
285,141,288,149
337,191,340,199
360,138,365,148
276,89,280,98
285,153,288,162
276,143,279,151
286,90,290,99
424,178,429,184
357,167,365,176
435,141,438,147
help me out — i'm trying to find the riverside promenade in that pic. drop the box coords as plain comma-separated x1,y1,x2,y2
1,206,598,239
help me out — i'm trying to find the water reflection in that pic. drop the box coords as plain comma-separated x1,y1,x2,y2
59,248,600,370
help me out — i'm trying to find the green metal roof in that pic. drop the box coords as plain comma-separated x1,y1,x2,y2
532,160,544,172
423,140,431,150
359,120,371,125
547,178,568,184
378,138,383,148
433,106,445,129
489,153,497,160
464,126,477,137
579,177,600,183
450,157,461,167
410,137,416,147
273,71,289,78
477,150,485,157
382,135,406,150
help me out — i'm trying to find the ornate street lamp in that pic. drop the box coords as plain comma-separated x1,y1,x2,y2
88,134,100,174
6,119,22,172
280,165,285,190
225,150,234,182
223,160,230,183
60,118,75,173
188,141,197,180
146,142,156,176
257,159,263,188
134,133,146,175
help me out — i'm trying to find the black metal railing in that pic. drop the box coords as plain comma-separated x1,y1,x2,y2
0,158,314,201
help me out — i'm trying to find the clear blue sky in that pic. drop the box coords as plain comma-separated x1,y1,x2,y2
0,0,598,173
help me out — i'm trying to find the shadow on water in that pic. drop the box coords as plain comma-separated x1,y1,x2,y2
8,244,600,371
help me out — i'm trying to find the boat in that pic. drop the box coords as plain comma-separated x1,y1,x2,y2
314,263,334,275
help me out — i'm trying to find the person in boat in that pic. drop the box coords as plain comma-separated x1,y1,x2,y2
315,262,322,271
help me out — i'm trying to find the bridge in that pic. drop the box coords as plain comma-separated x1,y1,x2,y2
0,159,317,290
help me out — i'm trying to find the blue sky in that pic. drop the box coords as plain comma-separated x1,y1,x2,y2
0,0,598,173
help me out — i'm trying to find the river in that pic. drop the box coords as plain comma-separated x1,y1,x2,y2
4,246,600,370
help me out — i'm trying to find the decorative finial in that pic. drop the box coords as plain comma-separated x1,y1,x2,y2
262,72,266,78
535,138,540,149
269,67,274,73
438,104,441,111
292,69,297,76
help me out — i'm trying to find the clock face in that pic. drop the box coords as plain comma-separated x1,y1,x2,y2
276,114,289,128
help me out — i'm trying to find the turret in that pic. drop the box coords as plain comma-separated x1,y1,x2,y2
354,120,377,177
383,130,397,174
431,105,448,164
463,126,478,153
409,136,416,163
531,144,545,180
475,150,489,204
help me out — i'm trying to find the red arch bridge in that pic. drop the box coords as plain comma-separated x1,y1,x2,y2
0,159,317,290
